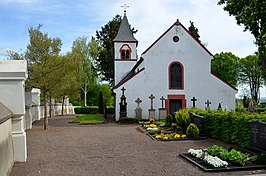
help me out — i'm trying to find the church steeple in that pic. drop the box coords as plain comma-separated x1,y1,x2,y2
113,4,138,85
113,6,138,43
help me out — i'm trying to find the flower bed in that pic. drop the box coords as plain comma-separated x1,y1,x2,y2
180,145,266,172
138,120,207,141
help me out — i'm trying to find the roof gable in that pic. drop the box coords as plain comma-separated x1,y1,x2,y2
142,20,212,56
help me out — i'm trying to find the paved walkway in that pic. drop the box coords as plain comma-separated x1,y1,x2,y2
11,115,266,176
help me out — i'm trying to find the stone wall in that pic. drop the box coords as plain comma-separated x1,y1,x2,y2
0,102,14,176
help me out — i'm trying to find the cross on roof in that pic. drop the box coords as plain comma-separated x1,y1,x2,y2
121,87,126,96
205,100,211,109
191,97,197,107
160,96,166,108
149,94,155,109
121,3,129,14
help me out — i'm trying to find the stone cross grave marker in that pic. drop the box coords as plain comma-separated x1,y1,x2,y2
149,94,155,109
135,98,142,118
191,97,197,107
205,100,211,109
135,98,142,108
160,96,166,108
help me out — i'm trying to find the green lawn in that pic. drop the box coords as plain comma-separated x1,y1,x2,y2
71,114,104,123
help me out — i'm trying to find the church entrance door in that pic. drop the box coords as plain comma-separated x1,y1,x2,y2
170,99,182,114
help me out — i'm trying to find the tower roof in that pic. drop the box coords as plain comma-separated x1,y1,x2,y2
113,12,138,43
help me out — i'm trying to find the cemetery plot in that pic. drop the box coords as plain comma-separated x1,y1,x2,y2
138,110,207,141
179,145,266,172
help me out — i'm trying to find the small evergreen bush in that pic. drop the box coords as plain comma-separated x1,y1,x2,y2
165,114,173,126
186,123,199,138
175,109,191,133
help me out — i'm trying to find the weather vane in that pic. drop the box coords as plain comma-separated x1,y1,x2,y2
121,3,129,14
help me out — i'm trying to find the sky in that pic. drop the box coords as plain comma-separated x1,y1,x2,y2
0,0,262,97
0,0,257,60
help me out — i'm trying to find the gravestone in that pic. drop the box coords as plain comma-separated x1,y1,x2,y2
191,97,197,107
148,94,155,119
191,113,206,137
159,96,167,120
205,100,211,110
119,87,127,119
135,98,142,118
251,121,266,151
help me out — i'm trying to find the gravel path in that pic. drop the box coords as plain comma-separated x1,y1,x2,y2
10,115,266,176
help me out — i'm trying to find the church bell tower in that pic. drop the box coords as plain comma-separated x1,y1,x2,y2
113,5,138,85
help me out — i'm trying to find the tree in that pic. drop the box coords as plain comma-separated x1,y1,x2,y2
100,84,114,107
71,37,98,106
95,15,137,85
238,55,266,103
188,21,201,42
218,0,266,72
211,52,240,87
25,25,76,130
51,54,81,115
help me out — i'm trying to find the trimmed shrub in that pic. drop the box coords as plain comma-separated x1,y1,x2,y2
165,114,173,126
106,107,115,114
189,108,266,147
175,109,191,133
186,123,199,138
74,107,99,114
118,118,139,124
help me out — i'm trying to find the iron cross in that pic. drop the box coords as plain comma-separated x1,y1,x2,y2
121,3,129,12
191,97,197,107
121,87,126,96
149,94,155,109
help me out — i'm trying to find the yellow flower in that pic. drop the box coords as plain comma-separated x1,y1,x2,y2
181,134,187,138
174,134,180,138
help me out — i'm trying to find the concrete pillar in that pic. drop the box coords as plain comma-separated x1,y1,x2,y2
31,88,41,121
0,60,28,162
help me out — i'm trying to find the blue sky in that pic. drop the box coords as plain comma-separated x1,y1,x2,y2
0,0,257,60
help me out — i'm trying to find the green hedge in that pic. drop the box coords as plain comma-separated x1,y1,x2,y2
74,107,99,114
106,107,115,114
188,108,266,147
74,107,115,114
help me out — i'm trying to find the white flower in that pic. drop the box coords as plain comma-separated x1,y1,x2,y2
188,149,203,158
204,155,228,168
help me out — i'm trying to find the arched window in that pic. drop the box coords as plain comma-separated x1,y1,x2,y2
120,44,131,60
169,62,183,89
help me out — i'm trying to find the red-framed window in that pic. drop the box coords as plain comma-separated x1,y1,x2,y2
169,61,184,89
120,44,132,60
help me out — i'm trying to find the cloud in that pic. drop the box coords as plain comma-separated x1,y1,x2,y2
0,0,38,4
106,0,257,57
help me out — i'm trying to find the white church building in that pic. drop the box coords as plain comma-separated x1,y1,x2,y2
113,11,237,121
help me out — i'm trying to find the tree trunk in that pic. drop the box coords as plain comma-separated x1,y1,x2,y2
259,52,266,73
84,84,87,106
49,96,52,118
44,92,48,130
61,96,65,115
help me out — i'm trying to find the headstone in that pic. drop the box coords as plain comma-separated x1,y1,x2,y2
205,100,211,110
191,97,197,107
159,96,167,120
119,87,127,119
135,98,142,118
148,94,155,119
191,113,206,137
251,121,266,151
